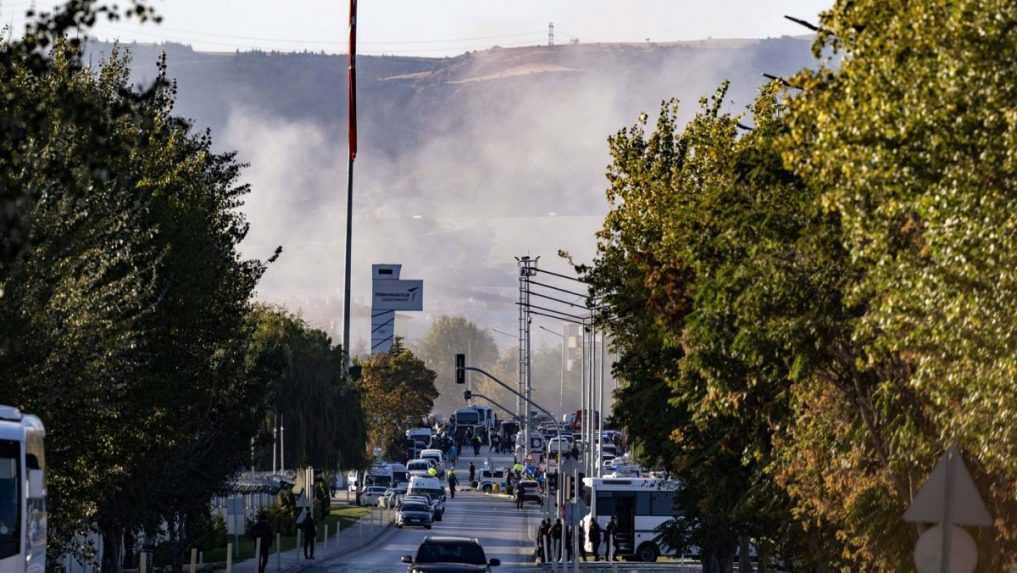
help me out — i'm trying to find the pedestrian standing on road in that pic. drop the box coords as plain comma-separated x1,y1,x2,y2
565,525,574,562
589,518,602,561
251,514,272,573
450,444,459,466
491,433,500,453
551,518,563,561
537,518,551,563
447,472,458,499
605,515,617,561
468,462,476,484
515,483,525,510
472,434,481,456
299,509,316,559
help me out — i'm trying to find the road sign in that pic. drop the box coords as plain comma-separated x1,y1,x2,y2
904,447,992,573
914,525,978,573
372,279,423,310
904,447,991,527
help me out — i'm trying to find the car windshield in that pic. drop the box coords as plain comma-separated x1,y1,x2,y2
0,440,20,559
416,541,487,565
402,504,430,513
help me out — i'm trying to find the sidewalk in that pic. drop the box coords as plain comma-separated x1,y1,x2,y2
231,507,394,573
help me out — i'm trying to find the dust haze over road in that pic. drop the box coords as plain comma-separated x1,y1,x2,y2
94,38,815,348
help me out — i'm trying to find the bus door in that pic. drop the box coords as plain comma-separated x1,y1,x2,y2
614,494,637,555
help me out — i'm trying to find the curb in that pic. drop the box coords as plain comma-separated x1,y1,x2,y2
279,522,394,573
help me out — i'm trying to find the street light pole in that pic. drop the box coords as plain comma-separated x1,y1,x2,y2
539,325,566,417
463,364,562,521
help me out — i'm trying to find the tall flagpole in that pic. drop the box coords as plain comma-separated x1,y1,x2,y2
342,0,358,374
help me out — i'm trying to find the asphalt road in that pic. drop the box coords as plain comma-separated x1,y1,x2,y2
316,450,540,573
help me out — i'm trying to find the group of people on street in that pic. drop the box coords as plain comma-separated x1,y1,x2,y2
535,515,618,563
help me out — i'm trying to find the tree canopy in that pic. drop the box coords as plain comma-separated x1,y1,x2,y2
0,5,368,572
414,316,498,416
359,341,439,460
586,1,1017,570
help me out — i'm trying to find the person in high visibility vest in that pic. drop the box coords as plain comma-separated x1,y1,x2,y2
427,466,437,477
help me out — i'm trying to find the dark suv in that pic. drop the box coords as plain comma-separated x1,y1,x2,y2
402,536,500,573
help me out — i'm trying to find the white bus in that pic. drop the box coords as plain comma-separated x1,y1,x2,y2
581,477,678,562
0,405,46,573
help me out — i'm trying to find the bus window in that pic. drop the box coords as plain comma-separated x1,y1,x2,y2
650,492,674,516
596,493,617,516
0,440,20,559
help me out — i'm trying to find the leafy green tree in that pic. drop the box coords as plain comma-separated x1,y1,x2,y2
775,0,1017,567
246,305,367,472
359,341,439,460
1,18,272,573
414,316,498,416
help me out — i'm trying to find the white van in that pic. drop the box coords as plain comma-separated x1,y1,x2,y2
406,459,433,477
419,449,445,477
407,475,447,520
547,436,573,455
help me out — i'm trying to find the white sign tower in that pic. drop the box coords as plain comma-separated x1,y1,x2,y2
371,264,424,353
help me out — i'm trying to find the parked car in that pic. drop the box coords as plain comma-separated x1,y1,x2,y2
359,485,387,506
396,502,433,529
381,483,409,508
403,494,444,522
546,436,573,455
407,459,434,478
402,536,500,573
419,449,446,478
516,480,542,504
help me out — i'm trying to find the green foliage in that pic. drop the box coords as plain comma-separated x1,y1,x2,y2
359,345,439,460
0,6,309,572
414,316,498,416
590,1,1017,570
246,305,368,471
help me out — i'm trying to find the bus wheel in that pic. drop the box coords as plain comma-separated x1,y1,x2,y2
482,484,492,493
636,543,659,563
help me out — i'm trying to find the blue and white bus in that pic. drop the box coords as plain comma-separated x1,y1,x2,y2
581,477,678,562
0,405,46,573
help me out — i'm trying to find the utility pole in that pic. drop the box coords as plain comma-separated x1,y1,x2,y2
517,256,538,464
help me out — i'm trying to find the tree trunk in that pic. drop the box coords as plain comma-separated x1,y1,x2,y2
704,553,718,573
170,516,184,573
739,535,752,573
100,526,123,573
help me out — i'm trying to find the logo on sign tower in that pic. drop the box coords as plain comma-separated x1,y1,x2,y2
371,264,424,353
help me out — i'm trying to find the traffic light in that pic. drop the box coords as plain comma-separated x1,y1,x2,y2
463,390,472,401
455,353,466,384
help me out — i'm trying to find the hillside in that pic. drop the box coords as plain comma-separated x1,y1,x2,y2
85,37,817,345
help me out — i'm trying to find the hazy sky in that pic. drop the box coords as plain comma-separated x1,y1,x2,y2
5,0,832,55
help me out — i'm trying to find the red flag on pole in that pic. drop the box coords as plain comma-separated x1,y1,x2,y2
347,0,358,161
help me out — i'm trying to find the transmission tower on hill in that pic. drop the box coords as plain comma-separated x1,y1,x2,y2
548,22,555,47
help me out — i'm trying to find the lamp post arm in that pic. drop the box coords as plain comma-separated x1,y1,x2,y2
466,364,563,513
466,367,555,422
470,392,519,421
